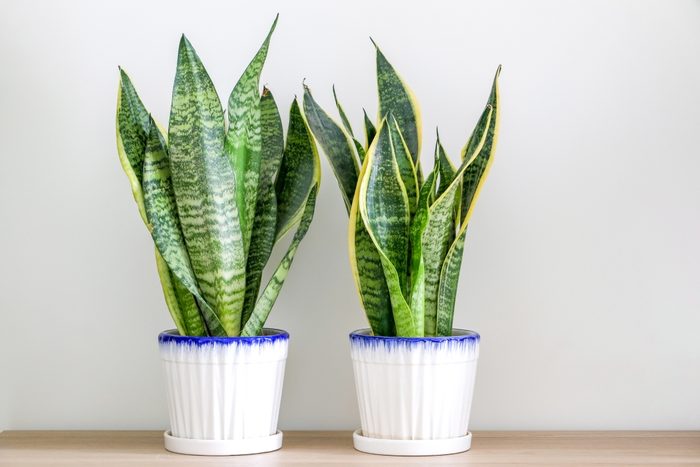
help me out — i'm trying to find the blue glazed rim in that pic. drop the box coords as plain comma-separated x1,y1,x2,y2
349,328,480,345
158,328,289,346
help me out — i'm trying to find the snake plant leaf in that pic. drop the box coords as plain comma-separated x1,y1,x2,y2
242,88,284,326
363,109,376,150
420,167,461,336
142,117,218,336
436,66,501,335
406,168,437,336
241,186,319,336
116,68,149,223
225,15,278,257
155,251,208,336
460,66,501,225
348,200,395,336
332,86,366,161
116,71,207,335
348,131,395,336
388,116,418,216
302,85,358,213
435,131,462,224
359,118,416,336
373,40,421,165
275,98,321,240
333,85,354,136
435,130,457,197
168,35,247,336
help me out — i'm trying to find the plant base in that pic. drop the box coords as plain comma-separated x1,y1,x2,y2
352,429,472,456
164,431,283,456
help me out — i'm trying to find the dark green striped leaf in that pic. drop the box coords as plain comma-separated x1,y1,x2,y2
388,116,418,216
332,86,366,161
436,66,501,336
363,109,376,150
116,70,204,336
168,35,246,336
333,85,354,136
303,85,359,213
116,68,149,223
225,15,278,257
241,186,319,336
359,119,416,336
275,98,321,240
155,252,208,336
142,118,214,336
242,89,284,326
374,41,421,163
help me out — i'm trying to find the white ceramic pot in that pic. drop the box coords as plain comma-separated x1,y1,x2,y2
158,328,288,455
350,328,480,456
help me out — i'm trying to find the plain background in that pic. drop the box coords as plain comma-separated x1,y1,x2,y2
1,0,699,431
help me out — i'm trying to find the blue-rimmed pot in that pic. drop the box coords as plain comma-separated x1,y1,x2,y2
158,328,289,456
349,328,480,456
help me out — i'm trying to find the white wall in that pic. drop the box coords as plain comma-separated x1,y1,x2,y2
1,0,699,430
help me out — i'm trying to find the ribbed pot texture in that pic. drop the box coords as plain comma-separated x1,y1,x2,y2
350,329,480,440
159,329,288,441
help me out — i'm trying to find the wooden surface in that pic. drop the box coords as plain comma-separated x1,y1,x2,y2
1,431,699,465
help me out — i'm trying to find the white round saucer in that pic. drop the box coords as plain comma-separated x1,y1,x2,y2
352,429,472,456
164,430,283,456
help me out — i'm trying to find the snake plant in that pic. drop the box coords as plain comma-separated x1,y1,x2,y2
115,17,320,337
303,42,500,337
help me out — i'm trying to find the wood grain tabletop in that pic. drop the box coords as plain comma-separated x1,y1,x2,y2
1,430,699,466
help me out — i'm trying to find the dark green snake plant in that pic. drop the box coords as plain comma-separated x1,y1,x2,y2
303,42,500,337
115,17,320,337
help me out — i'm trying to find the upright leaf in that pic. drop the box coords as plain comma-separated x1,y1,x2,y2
303,85,359,213
242,89,284,325
388,116,418,216
363,109,376,149
358,119,416,336
142,118,213,336
436,66,501,335
168,35,246,336
374,41,421,164
116,70,201,336
155,251,209,336
436,130,456,197
333,85,354,136
225,15,278,257
333,86,366,161
275,99,321,240
407,168,437,336
241,187,319,336
116,68,149,223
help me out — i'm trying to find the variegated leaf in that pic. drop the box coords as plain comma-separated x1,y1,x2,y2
225,15,278,257
436,66,501,336
168,35,246,336
116,68,149,223
241,186,318,336
275,98,321,241
303,85,359,213
358,118,416,336
363,108,376,150
388,116,418,216
242,88,284,326
116,70,201,336
374,41,421,164
142,117,216,335
408,168,438,334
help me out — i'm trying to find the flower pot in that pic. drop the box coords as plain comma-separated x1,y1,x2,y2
158,328,288,456
349,328,480,456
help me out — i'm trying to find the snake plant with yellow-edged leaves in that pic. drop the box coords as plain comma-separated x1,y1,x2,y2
115,17,320,337
303,42,499,337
